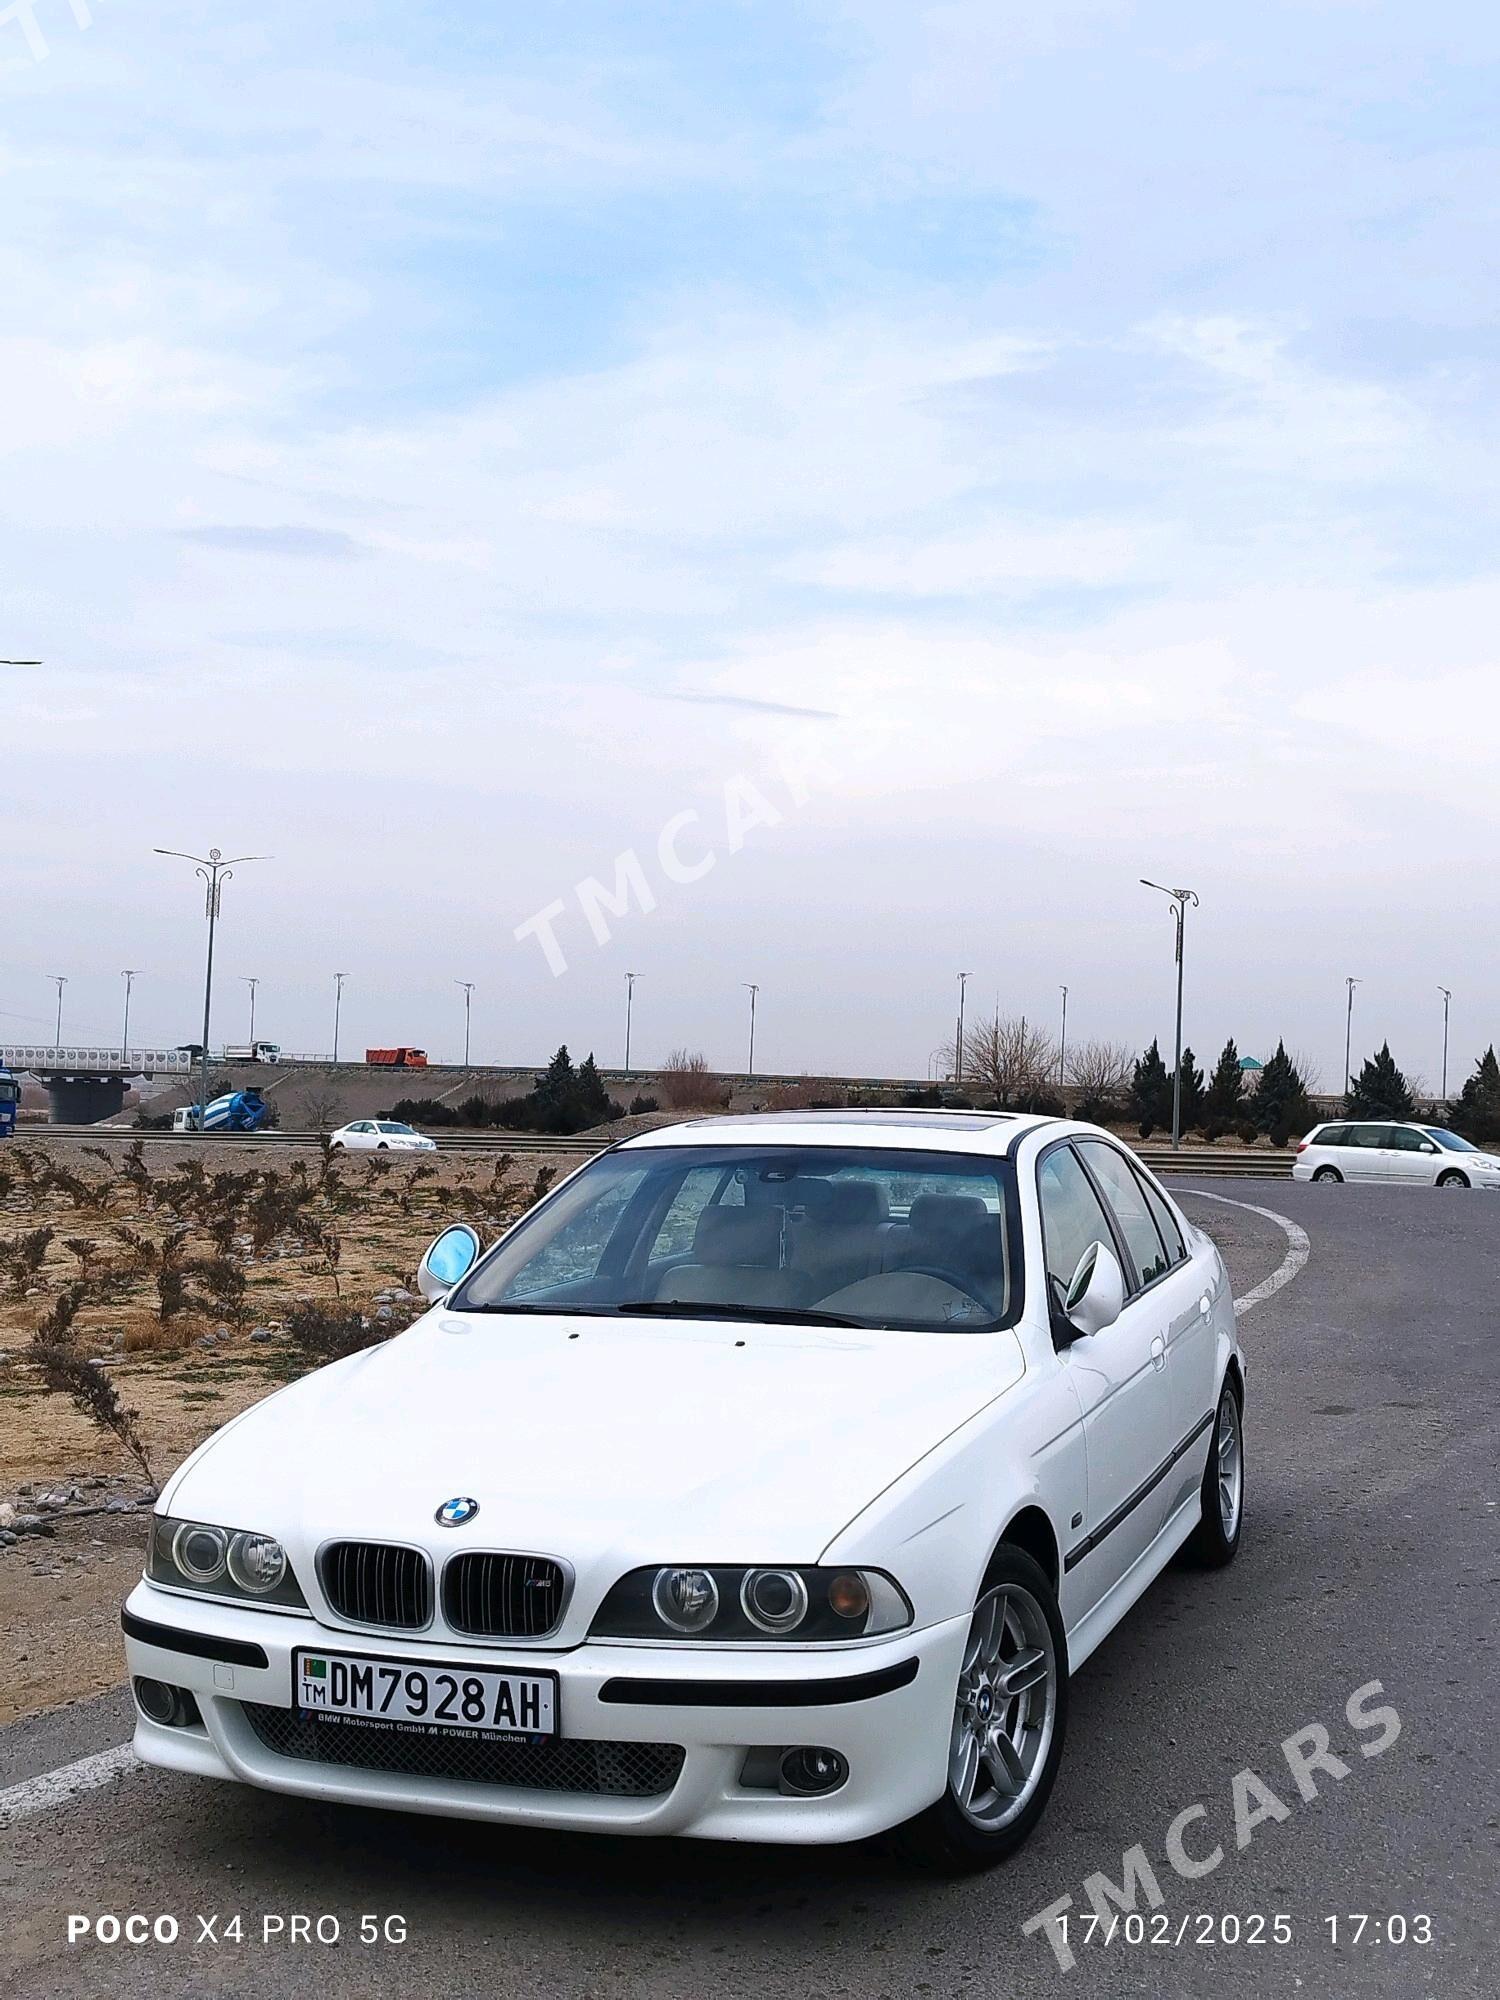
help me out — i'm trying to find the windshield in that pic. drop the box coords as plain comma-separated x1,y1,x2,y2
449,1144,1023,1332
376,1122,416,1134
0,1079,17,1106
1424,1127,1478,1153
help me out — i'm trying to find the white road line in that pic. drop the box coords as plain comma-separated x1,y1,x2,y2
1182,1190,1311,1316
0,1741,137,1828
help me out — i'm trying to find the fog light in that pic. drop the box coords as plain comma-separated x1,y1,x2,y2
133,1677,201,1728
778,1746,849,1797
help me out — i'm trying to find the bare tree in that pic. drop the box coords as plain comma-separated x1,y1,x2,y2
303,1089,341,1133
962,1012,1058,1103
660,1049,720,1109
1065,1039,1133,1099
1287,1048,1323,1094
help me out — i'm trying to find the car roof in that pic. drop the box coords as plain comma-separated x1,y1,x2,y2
615,1108,1069,1156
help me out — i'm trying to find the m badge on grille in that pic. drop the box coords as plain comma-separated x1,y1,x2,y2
436,1495,480,1527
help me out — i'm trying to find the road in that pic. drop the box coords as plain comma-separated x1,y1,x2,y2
2,1181,1495,2000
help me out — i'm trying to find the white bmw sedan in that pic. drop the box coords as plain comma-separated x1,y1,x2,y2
123,1111,1244,1872
328,1119,437,1153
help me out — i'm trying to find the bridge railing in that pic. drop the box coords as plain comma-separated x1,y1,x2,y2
0,1045,198,1073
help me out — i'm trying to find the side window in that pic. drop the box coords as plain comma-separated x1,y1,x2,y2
1076,1141,1170,1288
1347,1126,1384,1148
1037,1146,1117,1311
1316,1126,1347,1148
1388,1127,1425,1152
1133,1166,1186,1265
505,1168,647,1297
647,1165,745,1265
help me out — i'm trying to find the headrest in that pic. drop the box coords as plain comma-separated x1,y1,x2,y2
907,1192,990,1236
825,1180,889,1225
693,1205,783,1266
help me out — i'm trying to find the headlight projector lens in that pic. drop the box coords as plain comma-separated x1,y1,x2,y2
652,1566,720,1633
741,1567,810,1634
172,1522,229,1583
227,1532,287,1594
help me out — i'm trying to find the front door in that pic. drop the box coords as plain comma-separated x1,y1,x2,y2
1037,1144,1179,1614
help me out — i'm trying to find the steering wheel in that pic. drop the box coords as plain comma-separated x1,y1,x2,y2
898,1264,997,1316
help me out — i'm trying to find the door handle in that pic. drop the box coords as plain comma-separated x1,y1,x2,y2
1150,1334,1166,1371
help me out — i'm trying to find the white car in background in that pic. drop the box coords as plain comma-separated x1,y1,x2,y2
123,1110,1243,1873
1294,1120,1500,1189
328,1119,437,1154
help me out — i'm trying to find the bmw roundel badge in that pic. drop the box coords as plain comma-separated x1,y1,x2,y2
436,1495,480,1528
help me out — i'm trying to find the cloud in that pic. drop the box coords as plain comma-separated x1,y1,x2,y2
649,687,841,720
176,525,367,560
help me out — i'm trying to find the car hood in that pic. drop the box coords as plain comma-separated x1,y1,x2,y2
168,1309,1026,1624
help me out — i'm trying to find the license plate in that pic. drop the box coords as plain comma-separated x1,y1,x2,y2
293,1648,557,1742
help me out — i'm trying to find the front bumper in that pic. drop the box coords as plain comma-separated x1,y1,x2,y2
122,1580,966,1844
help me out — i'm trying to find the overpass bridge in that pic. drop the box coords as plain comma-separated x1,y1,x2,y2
0,1045,195,1123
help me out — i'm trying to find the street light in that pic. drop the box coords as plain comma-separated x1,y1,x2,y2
1140,880,1199,1150
455,981,475,1066
154,846,268,1128
743,983,760,1077
49,975,66,1050
1059,984,1069,1087
241,976,259,1044
1343,976,1362,1097
1438,986,1452,1101
954,971,971,1086
120,970,141,1061
332,972,347,1063
624,972,640,1073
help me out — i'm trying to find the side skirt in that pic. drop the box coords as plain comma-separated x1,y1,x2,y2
1063,1494,1202,1674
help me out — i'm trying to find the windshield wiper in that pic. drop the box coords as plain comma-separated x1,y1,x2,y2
611,1300,864,1328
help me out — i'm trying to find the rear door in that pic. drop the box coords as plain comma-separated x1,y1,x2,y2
1343,1123,1392,1181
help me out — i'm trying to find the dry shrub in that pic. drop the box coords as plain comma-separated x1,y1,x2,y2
660,1048,721,1109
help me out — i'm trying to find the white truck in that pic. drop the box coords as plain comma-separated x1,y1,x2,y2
220,1043,282,1063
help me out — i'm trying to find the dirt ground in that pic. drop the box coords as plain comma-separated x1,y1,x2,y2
0,1137,587,1721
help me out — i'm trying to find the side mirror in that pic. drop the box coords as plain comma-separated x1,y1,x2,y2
417,1223,481,1301
1060,1240,1125,1341
1418,1141,1438,1155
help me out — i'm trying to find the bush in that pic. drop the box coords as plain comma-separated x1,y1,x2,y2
1236,1120,1259,1146
1138,1119,1154,1140
661,1049,720,1109
628,1094,659,1115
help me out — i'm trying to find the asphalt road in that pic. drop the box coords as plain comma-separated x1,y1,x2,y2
2,1180,1495,2000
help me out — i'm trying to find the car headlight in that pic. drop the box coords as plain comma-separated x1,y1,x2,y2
591,1565,911,1642
149,1515,307,1610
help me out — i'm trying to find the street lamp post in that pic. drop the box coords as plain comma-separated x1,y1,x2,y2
455,981,474,1066
332,973,347,1064
154,847,267,1128
1438,986,1452,1101
1140,880,1199,1150
1059,984,1069,1087
743,983,759,1077
241,976,259,1044
954,971,970,1086
624,972,639,1073
49,975,66,1050
1343,977,1362,1098
120,970,141,1063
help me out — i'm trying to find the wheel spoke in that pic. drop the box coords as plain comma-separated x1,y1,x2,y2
978,1588,1006,1664
950,1725,979,1803
982,1727,1028,1797
997,1646,1048,1700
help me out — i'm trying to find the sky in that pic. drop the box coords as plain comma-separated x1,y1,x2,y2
3,1,1497,1091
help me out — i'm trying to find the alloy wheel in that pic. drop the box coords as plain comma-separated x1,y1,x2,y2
1216,1391,1243,1538
950,1583,1057,1831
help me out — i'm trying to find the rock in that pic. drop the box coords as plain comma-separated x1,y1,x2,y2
0,1502,16,1529
87,1358,110,1367
195,1334,216,1349
214,1324,232,1340
36,1492,68,1512
249,1329,274,1343
0,1530,16,1548
104,1497,135,1513
391,1287,413,1303
375,1305,394,1321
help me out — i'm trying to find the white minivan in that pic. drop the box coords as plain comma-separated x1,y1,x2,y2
1294,1120,1500,1189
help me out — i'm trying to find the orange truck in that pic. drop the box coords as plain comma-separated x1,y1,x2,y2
364,1047,429,1068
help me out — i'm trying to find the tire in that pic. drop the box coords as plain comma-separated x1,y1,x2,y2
377,1142,389,1151
1311,1165,1342,1183
1437,1169,1469,1189
1184,1376,1244,1568
330,1142,345,1153
890,1547,1068,1874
